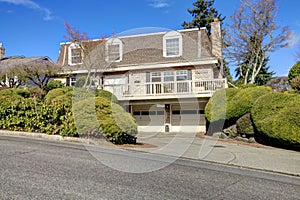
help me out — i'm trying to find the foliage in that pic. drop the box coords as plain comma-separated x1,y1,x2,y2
44,86,73,103
289,77,300,92
182,0,225,34
44,80,65,92
73,97,137,144
96,89,118,103
236,113,255,136
251,93,300,149
288,61,300,82
0,65,27,88
74,76,95,88
0,88,30,98
205,86,270,127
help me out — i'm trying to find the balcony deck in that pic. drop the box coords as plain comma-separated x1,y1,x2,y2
104,79,227,101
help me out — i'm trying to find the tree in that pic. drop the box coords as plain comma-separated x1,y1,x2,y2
0,66,27,88
18,61,61,90
182,0,225,34
63,21,106,89
225,0,291,85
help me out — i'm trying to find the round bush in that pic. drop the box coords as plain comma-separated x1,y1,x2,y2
74,76,95,88
0,88,30,98
73,97,137,144
96,89,118,103
44,80,64,92
226,86,271,124
251,93,300,149
44,87,73,102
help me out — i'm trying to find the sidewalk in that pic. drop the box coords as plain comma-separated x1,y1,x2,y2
124,132,300,177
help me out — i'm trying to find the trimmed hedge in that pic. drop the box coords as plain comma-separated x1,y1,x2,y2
96,89,118,104
0,88,30,98
0,87,136,144
73,97,137,144
251,93,300,148
205,86,270,125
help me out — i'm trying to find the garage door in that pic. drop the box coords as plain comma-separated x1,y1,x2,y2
171,104,205,126
132,105,164,127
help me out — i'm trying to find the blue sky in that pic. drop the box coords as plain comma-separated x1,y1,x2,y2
0,0,300,77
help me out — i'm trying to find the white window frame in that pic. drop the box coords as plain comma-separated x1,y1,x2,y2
163,31,183,58
68,43,83,65
106,38,123,62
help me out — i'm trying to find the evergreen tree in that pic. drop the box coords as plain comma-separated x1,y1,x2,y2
182,0,225,34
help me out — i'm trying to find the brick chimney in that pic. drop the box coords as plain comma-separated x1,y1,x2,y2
0,43,5,60
211,18,222,58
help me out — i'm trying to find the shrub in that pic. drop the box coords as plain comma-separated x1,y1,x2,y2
27,86,45,100
290,77,300,92
44,87,73,102
44,80,64,92
205,86,270,124
0,88,30,98
226,86,271,125
236,113,255,136
73,97,137,144
288,61,300,82
96,89,118,103
251,93,300,149
74,76,95,88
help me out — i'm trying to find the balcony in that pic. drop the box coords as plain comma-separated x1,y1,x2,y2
104,79,227,101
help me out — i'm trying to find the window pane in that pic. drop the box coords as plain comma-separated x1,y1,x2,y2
181,110,198,114
166,38,179,56
176,70,188,81
71,49,82,64
108,44,120,61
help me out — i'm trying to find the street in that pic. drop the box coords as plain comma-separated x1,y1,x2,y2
0,135,299,199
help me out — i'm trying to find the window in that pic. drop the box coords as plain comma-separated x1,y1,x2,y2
106,38,122,62
164,71,174,82
70,77,77,86
166,38,179,56
68,43,82,65
107,44,120,61
163,31,182,57
176,70,188,81
71,49,82,64
151,72,161,82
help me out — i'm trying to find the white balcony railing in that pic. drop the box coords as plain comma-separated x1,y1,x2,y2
104,79,227,100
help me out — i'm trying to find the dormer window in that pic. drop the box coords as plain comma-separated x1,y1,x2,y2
68,43,82,65
163,31,182,58
106,38,122,62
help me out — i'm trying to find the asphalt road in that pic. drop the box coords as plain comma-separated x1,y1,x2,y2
0,135,299,200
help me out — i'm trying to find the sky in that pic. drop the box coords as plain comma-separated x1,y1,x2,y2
0,0,300,77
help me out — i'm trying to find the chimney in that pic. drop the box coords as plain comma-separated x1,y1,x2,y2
0,43,5,60
211,18,222,58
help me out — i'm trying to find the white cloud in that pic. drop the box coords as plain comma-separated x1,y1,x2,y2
0,0,53,20
149,0,170,8
287,31,300,48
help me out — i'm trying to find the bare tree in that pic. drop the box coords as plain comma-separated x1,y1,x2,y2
225,0,291,84
0,66,27,88
63,21,106,89
19,62,61,90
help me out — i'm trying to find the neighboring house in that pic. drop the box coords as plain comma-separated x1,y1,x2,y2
0,44,54,88
57,20,227,133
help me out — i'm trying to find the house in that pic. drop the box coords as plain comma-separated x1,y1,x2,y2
57,20,227,133
0,44,55,88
